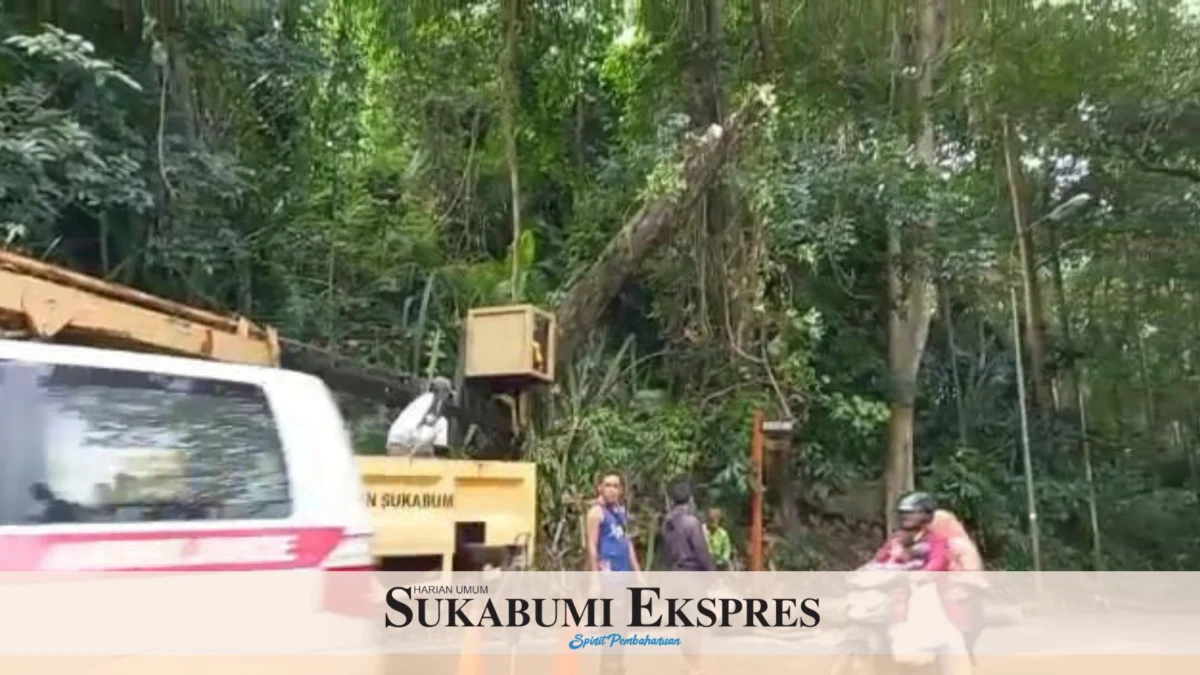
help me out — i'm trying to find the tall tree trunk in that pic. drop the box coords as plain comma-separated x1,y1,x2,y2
1046,212,1078,407
750,0,776,74
1122,235,1155,429
157,0,197,145
883,0,943,531
943,287,969,447
683,0,733,344
1001,115,1052,413
1051,215,1098,564
500,0,523,300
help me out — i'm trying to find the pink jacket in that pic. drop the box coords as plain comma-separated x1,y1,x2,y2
930,510,983,572
873,530,974,633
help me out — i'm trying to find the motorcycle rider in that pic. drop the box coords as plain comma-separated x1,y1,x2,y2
834,493,961,675
874,492,974,675
874,492,951,571
931,508,987,659
932,509,983,572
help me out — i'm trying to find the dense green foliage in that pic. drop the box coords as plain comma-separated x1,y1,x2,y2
5,0,1200,571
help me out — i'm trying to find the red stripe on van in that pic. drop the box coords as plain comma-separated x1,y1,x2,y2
0,527,346,571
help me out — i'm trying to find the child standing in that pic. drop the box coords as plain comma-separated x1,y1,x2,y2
703,507,732,571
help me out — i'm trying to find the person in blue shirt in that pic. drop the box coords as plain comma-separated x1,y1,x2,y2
585,471,641,675
586,471,641,575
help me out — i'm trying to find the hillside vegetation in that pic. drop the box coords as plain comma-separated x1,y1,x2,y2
4,0,1200,570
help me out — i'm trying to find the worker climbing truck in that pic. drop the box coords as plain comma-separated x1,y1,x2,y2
0,248,545,573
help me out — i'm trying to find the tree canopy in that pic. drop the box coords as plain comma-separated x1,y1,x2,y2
5,0,1200,571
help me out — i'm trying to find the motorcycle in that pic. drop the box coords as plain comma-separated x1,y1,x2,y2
828,563,907,675
828,563,973,675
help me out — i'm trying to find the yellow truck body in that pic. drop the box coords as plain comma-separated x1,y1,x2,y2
357,457,536,570
0,249,538,571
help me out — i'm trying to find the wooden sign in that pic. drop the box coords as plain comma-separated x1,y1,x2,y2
762,419,794,434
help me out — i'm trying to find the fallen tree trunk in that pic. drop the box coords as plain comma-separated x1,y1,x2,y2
279,338,421,405
279,338,520,456
554,86,774,363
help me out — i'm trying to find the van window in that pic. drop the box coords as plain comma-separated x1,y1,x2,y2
0,359,292,525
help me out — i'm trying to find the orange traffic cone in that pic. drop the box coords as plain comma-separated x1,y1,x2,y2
553,626,581,675
457,627,486,675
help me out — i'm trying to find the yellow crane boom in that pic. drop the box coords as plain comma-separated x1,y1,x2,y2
0,249,279,365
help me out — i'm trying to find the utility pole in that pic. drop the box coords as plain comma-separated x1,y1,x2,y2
1078,365,1103,570
1011,285,1043,574
750,410,765,571
1009,192,1090,576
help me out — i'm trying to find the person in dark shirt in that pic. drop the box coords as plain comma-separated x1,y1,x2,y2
659,478,712,675
660,479,715,572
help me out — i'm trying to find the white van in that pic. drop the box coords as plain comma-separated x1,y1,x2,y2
0,338,374,572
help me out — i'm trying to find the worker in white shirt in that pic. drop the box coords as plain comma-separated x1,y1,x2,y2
386,377,453,456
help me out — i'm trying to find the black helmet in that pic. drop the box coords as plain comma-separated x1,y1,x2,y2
896,491,937,516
